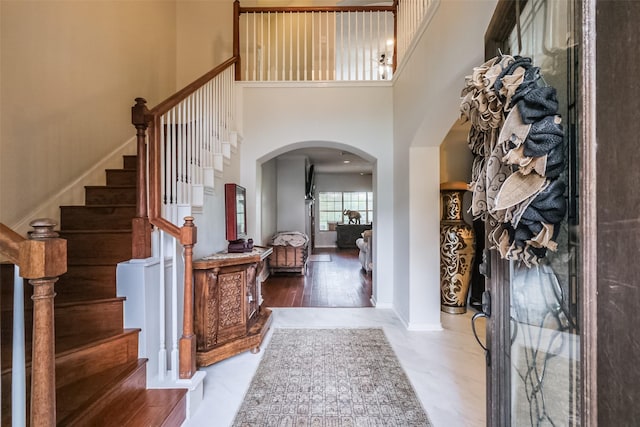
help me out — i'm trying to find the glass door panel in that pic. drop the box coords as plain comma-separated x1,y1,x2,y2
505,0,580,425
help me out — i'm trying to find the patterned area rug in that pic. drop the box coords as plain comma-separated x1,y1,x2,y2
308,254,331,262
232,328,432,426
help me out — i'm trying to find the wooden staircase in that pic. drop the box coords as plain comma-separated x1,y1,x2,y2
1,155,186,426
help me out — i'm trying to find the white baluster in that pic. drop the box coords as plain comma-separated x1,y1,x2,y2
297,13,300,81
170,237,180,380
158,230,167,380
12,266,26,427
312,12,315,80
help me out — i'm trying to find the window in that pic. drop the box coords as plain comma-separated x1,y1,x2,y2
318,191,373,230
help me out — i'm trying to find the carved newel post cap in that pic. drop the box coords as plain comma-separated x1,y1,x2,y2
28,218,59,240
134,97,147,105
181,216,197,246
440,181,470,191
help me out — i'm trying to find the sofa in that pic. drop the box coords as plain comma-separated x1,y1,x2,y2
355,229,373,272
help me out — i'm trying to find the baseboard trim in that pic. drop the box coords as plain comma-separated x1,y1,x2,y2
406,322,443,332
392,307,443,331
371,299,393,310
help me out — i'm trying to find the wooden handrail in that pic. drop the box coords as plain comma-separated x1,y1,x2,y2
132,56,237,243
0,222,24,264
0,219,66,426
150,56,239,117
238,5,396,13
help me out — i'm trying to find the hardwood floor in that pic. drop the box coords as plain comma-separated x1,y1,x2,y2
262,248,373,308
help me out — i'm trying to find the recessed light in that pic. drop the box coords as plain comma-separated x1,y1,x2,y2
343,160,351,164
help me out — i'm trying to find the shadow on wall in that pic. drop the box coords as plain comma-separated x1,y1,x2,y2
440,119,474,225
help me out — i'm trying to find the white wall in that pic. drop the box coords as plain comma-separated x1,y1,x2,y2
276,156,307,233
394,1,497,149
176,0,234,88
408,146,441,330
1,1,177,228
440,123,473,184
440,122,474,226
192,139,242,260
314,172,373,248
238,82,394,307
392,0,496,328
261,158,278,244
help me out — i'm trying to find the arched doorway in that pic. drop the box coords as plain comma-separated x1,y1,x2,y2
257,143,376,307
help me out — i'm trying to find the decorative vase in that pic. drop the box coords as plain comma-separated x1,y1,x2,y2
440,182,475,314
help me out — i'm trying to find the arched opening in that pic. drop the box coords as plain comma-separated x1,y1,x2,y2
257,141,376,308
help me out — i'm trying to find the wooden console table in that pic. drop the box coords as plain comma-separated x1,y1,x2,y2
192,246,273,367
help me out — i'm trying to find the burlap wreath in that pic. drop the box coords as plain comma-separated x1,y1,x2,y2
460,55,566,267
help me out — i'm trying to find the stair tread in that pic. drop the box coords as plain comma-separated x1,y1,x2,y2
122,388,187,427
65,262,123,267
70,386,185,427
56,328,140,359
59,229,133,234
60,204,135,208
1,329,140,375
56,296,126,308
57,359,147,423
1,297,125,312
85,185,136,188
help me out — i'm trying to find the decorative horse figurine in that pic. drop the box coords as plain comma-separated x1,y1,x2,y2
343,209,361,224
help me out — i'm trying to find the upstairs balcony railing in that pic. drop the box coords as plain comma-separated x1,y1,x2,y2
233,0,437,82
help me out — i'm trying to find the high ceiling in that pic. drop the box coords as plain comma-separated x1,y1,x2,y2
280,147,374,174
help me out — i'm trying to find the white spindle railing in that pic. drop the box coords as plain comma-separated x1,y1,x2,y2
12,266,26,427
154,229,185,381
239,8,395,81
155,64,236,221
396,0,434,66
133,58,238,382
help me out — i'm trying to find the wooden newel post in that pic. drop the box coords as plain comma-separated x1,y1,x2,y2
131,97,152,259
20,219,66,427
179,216,198,379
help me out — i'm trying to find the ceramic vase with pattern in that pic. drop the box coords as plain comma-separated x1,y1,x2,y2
440,182,475,314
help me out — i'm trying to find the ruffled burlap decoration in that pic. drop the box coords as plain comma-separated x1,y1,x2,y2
460,55,566,267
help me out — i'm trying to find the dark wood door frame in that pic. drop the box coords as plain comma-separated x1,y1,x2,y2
579,0,596,425
483,3,528,426
482,1,598,426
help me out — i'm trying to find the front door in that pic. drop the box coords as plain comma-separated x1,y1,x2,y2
474,1,582,425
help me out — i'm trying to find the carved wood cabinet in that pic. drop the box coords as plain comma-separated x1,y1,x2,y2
192,246,273,367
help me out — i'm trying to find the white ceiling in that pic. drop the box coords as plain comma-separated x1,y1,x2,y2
279,147,373,174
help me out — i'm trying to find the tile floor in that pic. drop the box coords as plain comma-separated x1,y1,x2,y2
185,308,486,427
